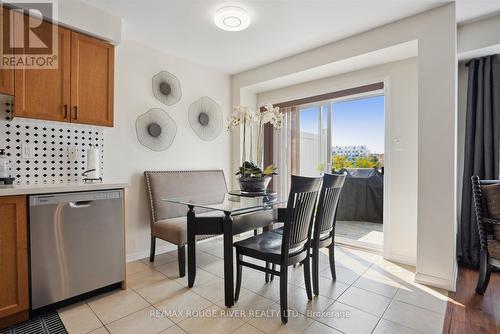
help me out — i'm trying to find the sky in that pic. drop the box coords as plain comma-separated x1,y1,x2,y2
299,95,385,154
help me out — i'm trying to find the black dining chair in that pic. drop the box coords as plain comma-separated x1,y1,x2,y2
471,176,500,295
233,175,322,324
310,172,346,295
268,173,346,295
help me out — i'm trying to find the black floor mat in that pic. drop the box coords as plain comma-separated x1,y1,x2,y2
0,312,67,334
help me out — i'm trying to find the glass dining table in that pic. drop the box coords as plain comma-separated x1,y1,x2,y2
163,190,286,307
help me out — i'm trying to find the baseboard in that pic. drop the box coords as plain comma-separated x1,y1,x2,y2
415,269,457,291
126,244,177,263
126,235,225,263
384,252,416,267
335,237,383,253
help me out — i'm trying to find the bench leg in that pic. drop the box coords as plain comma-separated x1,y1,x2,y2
149,236,156,262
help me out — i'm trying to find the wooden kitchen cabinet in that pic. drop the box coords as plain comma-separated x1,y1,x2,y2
0,68,14,96
70,32,114,127
14,24,71,122
9,17,114,126
0,196,28,328
0,6,15,96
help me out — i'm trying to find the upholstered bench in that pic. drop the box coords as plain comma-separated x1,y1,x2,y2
144,170,275,277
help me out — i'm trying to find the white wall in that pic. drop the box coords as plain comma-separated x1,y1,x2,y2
105,39,231,261
258,58,418,265
58,0,121,43
456,63,468,256
232,4,457,290
458,13,500,60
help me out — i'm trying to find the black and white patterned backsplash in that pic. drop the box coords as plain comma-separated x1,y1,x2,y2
0,118,104,185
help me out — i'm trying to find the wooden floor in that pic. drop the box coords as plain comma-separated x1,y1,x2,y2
443,266,500,333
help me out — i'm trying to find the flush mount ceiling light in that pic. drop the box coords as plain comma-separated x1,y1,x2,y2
214,6,250,32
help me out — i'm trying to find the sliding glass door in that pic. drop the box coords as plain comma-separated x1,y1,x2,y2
293,96,384,173
271,93,385,249
331,95,385,249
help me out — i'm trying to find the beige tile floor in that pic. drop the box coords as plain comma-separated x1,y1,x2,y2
58,234,449,334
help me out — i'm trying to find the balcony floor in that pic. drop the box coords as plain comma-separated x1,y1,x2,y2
335,220,383,248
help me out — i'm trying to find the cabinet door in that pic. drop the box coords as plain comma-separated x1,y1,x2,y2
0,68,13,95
71,32,114,127
14,24,71,122
0,196,28,320
0,6,14,95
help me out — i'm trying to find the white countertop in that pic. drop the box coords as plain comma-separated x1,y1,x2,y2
0,181,128,196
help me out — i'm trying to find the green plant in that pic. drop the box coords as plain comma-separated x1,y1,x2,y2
332,154,382,170
354,157,374,168
354,155,382,168
236,161,278,178
332,155,353,170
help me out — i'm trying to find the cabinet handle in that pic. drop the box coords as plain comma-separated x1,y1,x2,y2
74,106,78,120
63,104,68,118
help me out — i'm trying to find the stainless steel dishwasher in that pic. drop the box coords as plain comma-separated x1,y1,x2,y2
29,190,125,310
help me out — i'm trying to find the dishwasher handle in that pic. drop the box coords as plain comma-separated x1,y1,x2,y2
69,201,93,209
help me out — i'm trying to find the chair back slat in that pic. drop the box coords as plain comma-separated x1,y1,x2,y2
314,173,347,239
281,175,322,256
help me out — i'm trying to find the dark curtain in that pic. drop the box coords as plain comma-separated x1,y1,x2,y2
459,55,500,266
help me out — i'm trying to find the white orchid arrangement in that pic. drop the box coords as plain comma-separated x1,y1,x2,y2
227,104,283,177
257,104,282,129
227,106,253,129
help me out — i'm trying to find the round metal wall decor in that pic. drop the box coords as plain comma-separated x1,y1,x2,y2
152,71,182,106
188,96,223,141
136,108,177,151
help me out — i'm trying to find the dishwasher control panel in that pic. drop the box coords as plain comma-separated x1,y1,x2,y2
30,190,122,206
